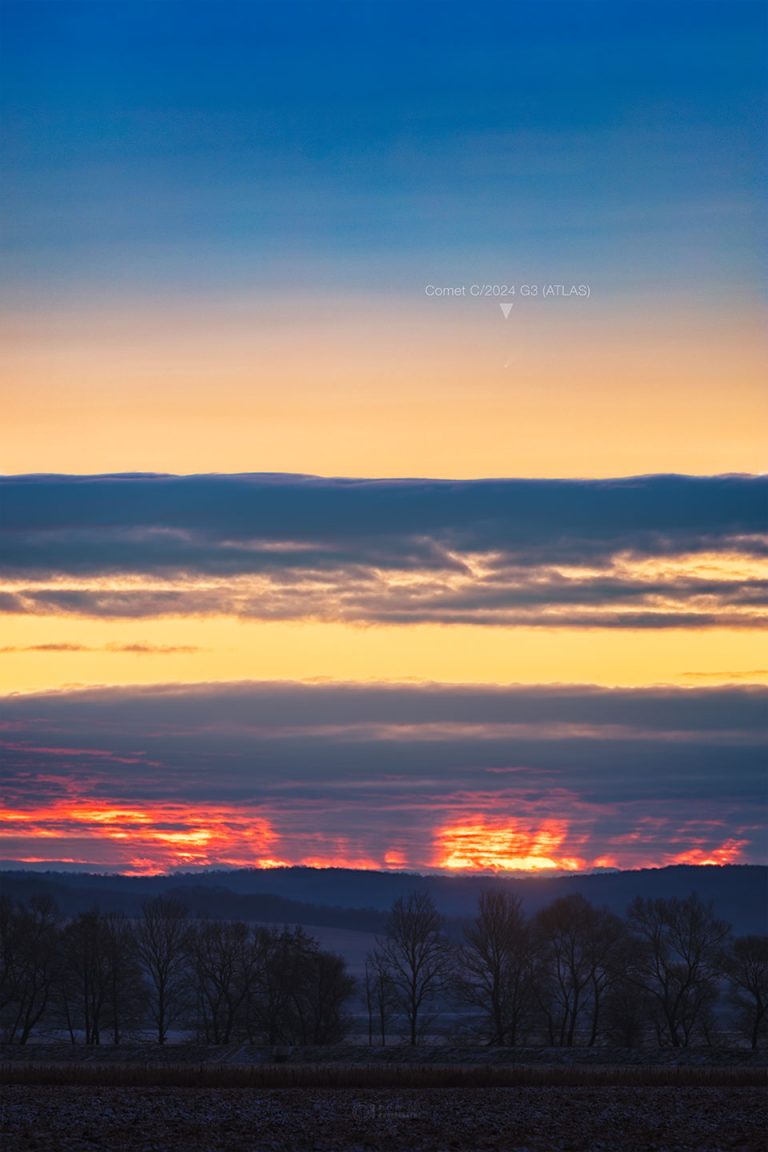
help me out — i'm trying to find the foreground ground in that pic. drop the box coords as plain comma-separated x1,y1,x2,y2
1,1051,765,1151
1,1084,765,1152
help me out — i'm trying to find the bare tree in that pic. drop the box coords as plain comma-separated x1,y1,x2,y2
377,891,453,1045
247,925,309,1045
456,890,533,1045
364,948,397,1046
291,945,356,1044
720,935,768,1049
102,912,146,1045
134,896,190,1044
584,906,631,1046
7,896,59,1044
190,917,257,1044
533,894,595,1047
602,973,652,1048
245,925,354,1046
0,894,21,1037
60,909,111,1045
627,894,730,1047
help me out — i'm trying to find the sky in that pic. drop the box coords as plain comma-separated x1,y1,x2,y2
0,1,766,874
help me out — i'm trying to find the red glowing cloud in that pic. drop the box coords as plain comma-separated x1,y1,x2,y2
0,799,281,874
0,798,399,875
0,681,762,874
0,796,753,875
0,761,757,878
666,838,748,866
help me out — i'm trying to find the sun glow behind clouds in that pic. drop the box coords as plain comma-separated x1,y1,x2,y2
434,816,586,872
0,678,762,873
668,839,748,866
0,796,752,875
432,818,751,874
0,800,282,874
2,549,766,630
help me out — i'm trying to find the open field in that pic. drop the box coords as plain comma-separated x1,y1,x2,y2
2,1043,766,1069
2,1055,765,1152
1,1061,766,1089
1,1084,765,1152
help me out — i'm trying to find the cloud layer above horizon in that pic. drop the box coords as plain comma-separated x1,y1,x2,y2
2,472,766,630
0,680,764,874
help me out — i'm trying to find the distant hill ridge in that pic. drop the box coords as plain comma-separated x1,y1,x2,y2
0,864,765,936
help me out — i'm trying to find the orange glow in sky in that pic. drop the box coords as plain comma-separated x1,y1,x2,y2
667,839,748,867
0,796,753,875
434,817,586,872
3,296,766,479
0,800,280,874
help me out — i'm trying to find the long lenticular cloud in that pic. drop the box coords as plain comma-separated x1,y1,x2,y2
0,472,766,627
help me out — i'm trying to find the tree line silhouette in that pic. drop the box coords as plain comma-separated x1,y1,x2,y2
1,888,765,1048
0,895,353,1047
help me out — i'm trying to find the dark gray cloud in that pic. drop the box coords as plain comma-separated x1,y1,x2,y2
1,472,765,627
2,472,765,569
4,679,768,732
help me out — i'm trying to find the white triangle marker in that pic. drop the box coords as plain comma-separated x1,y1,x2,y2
500,302,514,319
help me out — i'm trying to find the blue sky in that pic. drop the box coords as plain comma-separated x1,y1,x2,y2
2,0,765,299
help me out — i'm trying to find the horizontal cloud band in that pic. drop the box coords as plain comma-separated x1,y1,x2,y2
0,681,764,873
1,472,765,627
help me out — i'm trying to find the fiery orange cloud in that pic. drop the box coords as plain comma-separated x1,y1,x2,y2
666,838,748,866
434,817,586,873
0,799,280,874
0,799,398,875
0,798,754,876
433,818,751,873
